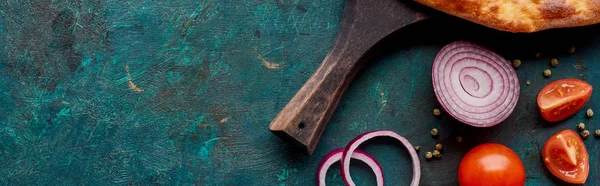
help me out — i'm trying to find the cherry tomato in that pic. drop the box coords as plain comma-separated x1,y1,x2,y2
458,143,525,186
542,129,589,184
537,78,592,122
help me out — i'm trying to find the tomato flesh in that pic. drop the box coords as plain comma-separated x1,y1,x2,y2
542,130,589,184
537,78,592,122
458,143,525,186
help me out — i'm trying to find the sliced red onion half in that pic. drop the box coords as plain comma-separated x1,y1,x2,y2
432,41,520,127
317,148,383,186
341,130,420,186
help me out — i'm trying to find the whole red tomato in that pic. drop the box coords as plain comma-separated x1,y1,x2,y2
458,143,525,186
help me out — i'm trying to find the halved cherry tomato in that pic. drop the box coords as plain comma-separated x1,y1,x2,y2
542,129,589,184
458,143,525,186
537,78,592,122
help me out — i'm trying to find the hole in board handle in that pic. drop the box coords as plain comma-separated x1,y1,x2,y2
298,121,305,129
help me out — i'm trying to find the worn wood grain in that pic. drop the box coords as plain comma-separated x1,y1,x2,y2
268,0,430,155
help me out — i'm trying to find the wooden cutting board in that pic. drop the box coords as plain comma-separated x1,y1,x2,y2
269,0,432,155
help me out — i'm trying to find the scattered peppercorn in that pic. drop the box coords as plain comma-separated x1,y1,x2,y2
456,136,463,143
577,123,586,131
568,46,576,54
543,69,551,77
435,143,443,151
433,108,441,117
425,151,433,160
550,58,558,67
535,52,542,58
581,130,590,139
587,108,594,118
431,128,439,137
512,59,521,68
415,146,421,152
432,150,441,159
526,80,531,86
595,129,600,137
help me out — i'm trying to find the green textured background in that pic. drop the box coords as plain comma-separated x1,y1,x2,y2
1,0,600,185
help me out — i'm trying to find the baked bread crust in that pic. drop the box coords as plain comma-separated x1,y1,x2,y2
415,0,600,32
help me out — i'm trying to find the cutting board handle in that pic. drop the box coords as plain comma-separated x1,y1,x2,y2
269,0,429,155
269,37,365,155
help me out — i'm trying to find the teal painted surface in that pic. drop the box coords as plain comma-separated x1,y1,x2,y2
1,0,600,185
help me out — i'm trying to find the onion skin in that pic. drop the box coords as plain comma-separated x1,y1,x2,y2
340,130,420,186
432,41,519,127
317,148,383,186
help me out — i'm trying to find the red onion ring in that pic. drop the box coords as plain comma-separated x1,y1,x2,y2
341,130,420,186
432,41,519,127
317,148,383,186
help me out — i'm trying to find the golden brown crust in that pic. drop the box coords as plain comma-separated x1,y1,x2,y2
415,0,600,33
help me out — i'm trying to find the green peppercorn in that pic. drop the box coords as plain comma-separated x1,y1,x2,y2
581,130,590,139
435,143,443,151
550,58,558,67
431,128,439,137
543,69,551,77
432,150,441,159
512,59,521,68
568,46,576,54
587,108,593,118
433,108,441,117
595,129,600,137
415,146,421,152
578,123,585,131
425,151,433,160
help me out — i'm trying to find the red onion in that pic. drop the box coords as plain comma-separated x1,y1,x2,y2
341,130,420,186
432,41,519,127
317,148,383,186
